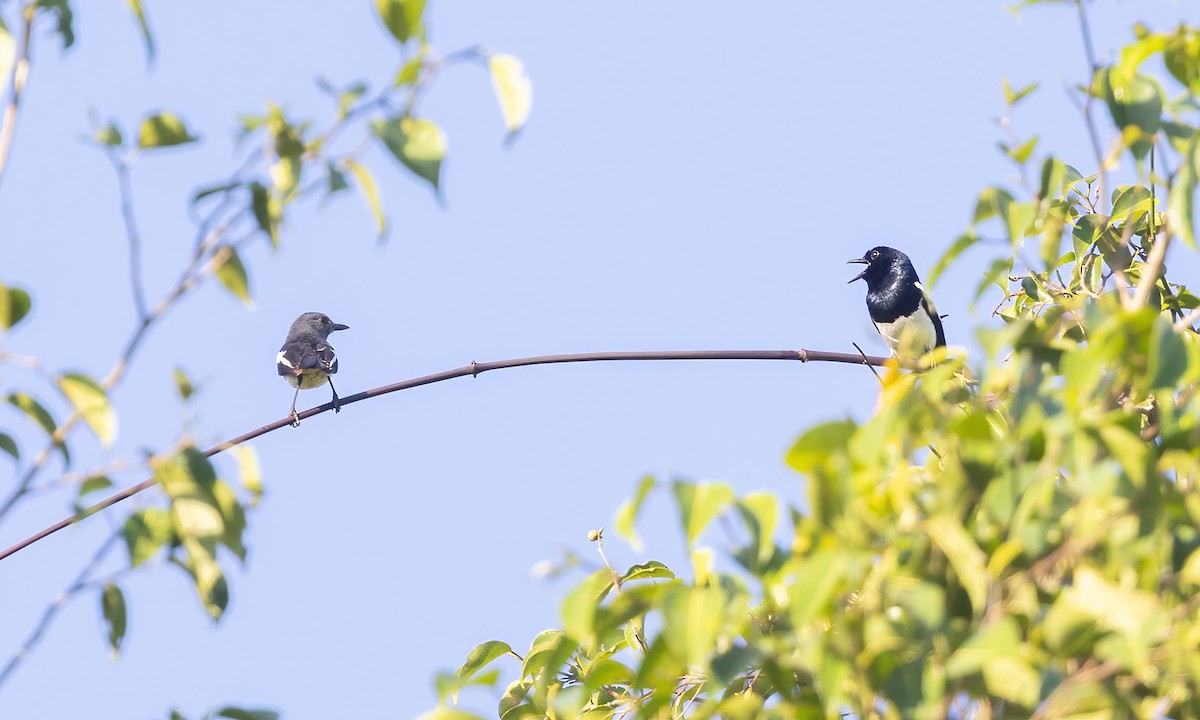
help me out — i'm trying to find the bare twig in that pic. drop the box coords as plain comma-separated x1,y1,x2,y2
0,531,120,689
1073,0,1107,213
104,148,150,321
0,3,33,190
0,347,891,562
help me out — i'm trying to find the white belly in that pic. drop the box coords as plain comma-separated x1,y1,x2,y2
875,310,937,356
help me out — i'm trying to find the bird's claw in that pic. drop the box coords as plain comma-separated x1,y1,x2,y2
290,411,301,428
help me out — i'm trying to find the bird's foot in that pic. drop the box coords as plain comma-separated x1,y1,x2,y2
290,410,301,428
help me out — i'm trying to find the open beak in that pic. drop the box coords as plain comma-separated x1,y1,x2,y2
332,323,350,332
846,258,868,284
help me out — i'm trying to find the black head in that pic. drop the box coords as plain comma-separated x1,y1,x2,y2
291,312,349,337
847,246,915,287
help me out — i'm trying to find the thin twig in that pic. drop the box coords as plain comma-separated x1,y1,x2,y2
0,531,120,689
1073,0,1107,213
0,3,33,190
0,347,891,562
104,148,150,321
852,342,883,384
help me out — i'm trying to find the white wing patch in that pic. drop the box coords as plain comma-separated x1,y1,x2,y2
276,350,294,369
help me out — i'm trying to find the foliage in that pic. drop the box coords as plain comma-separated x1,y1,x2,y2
422,9,1200,720
0,0,530,711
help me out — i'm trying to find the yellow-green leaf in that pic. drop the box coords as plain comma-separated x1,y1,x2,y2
488,54,533,136
343,159,386,237
375,0,425,44
373,116,445,193
1169,132,1199,249
125,0,155,62
924,514,988,617
671,480,733,546
614,475,655,551
234,445,263,506
138,112,197,149
57,373,117,446
212,245,252,307
173,367,195,401
660,585,724,668
0,283,32,329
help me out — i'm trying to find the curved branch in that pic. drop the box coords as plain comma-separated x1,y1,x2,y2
0,347,891,562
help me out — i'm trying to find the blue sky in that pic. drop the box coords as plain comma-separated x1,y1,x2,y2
1,2,1198,718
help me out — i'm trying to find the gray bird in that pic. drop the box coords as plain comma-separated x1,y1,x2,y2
276,312,349,426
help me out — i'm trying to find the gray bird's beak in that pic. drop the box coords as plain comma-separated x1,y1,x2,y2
333,323,350,332
846,258,868,284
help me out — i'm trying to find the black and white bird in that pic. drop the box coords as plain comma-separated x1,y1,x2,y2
277,312,349,426
848,246,945,358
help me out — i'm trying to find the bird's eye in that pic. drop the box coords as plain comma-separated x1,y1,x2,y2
870,250,880,260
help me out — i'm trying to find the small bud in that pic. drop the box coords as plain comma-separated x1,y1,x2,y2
587,529,601,542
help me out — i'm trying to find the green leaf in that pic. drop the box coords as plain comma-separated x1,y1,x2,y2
95,123,123,147
488,54,533,136
57,373,117,446
456,640,513,682
212,479,247,562
1165,27,1200,94
326,162,349,195
621,560,674,584
0,432,17,461
671,480,733,546
373,116,446,193
786,419,855,475
234,445,263,506
736,492,777,566
1002,77,1038,107
1003,135,1038,165
125,0,155,62
924,514,988,616
100,582,126,657
1037,156,1065,200
1146,317,1190,390
660,585,724,667
973,186,1014,225
35,0,75,49
945,616,1039,708
928,232,980,287
6,392,68,463
78,474,112,497
212,245,252,307
0,284,32,329
786,550,847,627
213,709,280,720
123,508,173,567
394,54,424,87
191,182,241,204
561,569,612,645
343,159,386,237
1168,131,1199,249
249,182,278,247
1111,184,1153,221
375,0,425,44
137,112,197,149
173,367,195,401
973,256,1013,306
1096,67,1162,160
156,448,224,541
614,475,655,551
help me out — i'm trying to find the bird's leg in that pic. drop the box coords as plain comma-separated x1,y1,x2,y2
290,387,302,427
328,377,341,413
